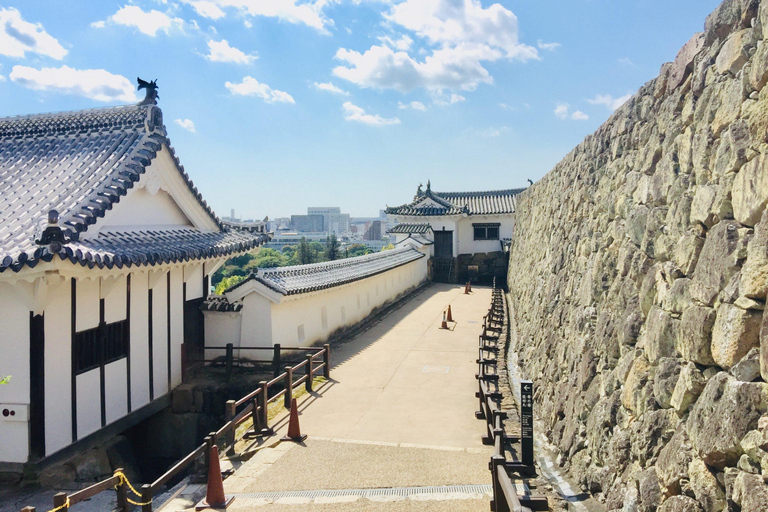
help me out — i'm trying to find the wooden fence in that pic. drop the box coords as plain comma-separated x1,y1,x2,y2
22,344,331,512
476,286,547,512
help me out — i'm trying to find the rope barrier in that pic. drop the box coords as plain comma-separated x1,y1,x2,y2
114,470,153,507
44,498,70,512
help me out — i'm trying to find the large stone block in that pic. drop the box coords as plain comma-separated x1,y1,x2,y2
657,425,695,497
621,354,653,415
688,457,726,512
669,33,706,91
741,209,768,298
671,362,707,415
688,372,768,469
732,471,768,512
760,304,768,382
654,357,683,409
641,307,680,364
731,347,761,381
733,153,768,227
711,303,761,369
673,234,705,277
677,305,717,364
690,220,744,305
715,29,754,75
658,496,704,512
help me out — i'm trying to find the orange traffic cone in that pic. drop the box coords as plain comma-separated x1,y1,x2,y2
281,398,307,442
447,305,454,322
468,281,472,293
196,445,234,510
441,311,448,329
464,282,469,294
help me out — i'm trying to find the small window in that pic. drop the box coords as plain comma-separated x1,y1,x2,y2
473,223,500,241
74,320,129,375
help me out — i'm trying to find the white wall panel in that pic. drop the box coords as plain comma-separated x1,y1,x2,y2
130,272,150,409
0,282,30,463
152,274,169,397
185,264,203,300
104,275,127,324
44,279,72,455
76,278,99,331
104,359,128,424
76,369,101,439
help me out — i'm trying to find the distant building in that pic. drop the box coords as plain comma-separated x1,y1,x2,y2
364,220,382,241
386,181,523,284
265,232,328,249
291,214,324,232
308,207,349,234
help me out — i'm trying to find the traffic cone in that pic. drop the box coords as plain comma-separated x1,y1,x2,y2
196,445,234,510
441,311,448,329
464,282,469,294
447,305,454,322
281,398,307,442
468,281,472,293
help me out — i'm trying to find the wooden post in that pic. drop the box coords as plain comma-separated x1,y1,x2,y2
141,484,153,512
272,343,281,378
490,454,509,512
259,380,271,434
284,365,293,409
251,396,261,432
114,468,129,512
225,343,233,382
323,344,330,379
305,354,313,392
53,493,68,511
225,400,236,455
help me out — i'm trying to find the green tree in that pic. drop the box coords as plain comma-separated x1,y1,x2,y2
249,248,286,268
297,237,315,265
325,233,340,261
226,253,255,267
215,275,247,295
380,243,395,251
346,244,371,258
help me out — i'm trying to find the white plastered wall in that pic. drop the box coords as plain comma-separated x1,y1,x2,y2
456,214,515,255
0,283,31,463
44,278,72,456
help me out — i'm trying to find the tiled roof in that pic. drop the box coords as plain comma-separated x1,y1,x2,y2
229,246,425,296
201,295,243,312
0,103,260,272
387,223,432,234
386,186,524,216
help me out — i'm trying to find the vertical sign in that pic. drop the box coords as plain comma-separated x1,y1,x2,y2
520,380,534,467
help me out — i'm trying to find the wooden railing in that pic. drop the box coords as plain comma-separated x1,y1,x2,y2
183,342,318,382
22,344,331,512
476,286,547,512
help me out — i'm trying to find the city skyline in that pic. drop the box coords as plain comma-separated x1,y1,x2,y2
0,0,722,218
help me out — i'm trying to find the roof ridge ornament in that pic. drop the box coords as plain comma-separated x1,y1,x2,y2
137,77,159,106
35,209,69,253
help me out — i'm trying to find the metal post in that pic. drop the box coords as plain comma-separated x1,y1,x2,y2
284,365,293,409
305,354,314,392
323,344,330,379
141,484,153,512
225,400,236,454
115,468,128,512
225,343,233,382
272,343,281,378
52,493,68,511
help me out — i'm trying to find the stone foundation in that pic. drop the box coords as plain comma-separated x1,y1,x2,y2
458,251,508,285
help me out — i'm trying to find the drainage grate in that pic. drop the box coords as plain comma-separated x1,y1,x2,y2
233,484,492,500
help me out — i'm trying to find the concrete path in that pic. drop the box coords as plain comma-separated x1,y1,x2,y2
163,283,496,511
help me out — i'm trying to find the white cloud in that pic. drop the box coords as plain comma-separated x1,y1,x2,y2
432,90,465,105
0,7,67,60
334,0,536,94
90,20,106,29
587,93,632,111
181,0,330,33
378,34,413,51
10,65,138,102
174,118,196,132
554,103,569,119
225,76,295,104
204,39,256,64
618,57,635,67
313,81,349,95
398,101,426,111
537,39,561,51
342,102,400,126
98,5,185,37
571,110,589,120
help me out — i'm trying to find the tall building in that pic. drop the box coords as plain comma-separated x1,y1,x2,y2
364,220,382,241
308,207,349,234
291,214,324,232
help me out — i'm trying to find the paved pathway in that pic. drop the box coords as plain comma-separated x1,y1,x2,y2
163,283,495,511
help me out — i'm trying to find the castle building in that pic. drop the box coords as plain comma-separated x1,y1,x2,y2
386,181,524,283
0,99,267,468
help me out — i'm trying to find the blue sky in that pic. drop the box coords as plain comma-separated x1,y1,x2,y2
0,0,722,218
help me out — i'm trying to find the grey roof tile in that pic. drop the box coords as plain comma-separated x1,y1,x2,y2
0,103,265,272
229,246,425,296
387,223,432,234
201,295,243,312
386,186,524,217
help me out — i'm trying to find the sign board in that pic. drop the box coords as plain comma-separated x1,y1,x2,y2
520,380,534,466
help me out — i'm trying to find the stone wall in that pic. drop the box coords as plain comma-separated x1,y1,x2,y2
507,1,768,511
458,251,508,284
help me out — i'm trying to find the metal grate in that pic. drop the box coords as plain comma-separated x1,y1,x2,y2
233,484,493,500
